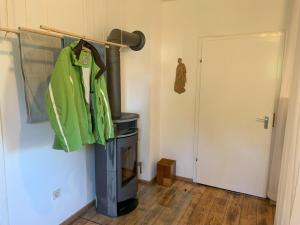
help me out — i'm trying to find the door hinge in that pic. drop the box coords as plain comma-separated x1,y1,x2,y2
200,59,203,63
273,113,276,127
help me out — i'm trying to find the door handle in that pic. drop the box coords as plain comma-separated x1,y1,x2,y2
256,116,269,129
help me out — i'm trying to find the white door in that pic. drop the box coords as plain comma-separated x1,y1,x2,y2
196,33,283,197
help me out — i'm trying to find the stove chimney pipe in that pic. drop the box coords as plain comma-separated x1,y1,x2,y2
106,29,146,119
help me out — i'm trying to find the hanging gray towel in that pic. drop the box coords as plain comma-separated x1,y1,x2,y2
19,31,62,123
63,36,107,78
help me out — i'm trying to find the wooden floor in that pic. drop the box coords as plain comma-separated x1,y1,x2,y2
71,180,275,225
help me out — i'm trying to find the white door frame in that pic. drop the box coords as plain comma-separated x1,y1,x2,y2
0,106,9,225
192,31,285,183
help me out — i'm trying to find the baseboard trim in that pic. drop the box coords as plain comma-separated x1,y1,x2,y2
269,199,276,206
60,200,95,225
176,176,193,183
138,177,156,184
139,176,193,185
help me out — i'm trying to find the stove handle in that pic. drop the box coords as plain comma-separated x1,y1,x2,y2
117,130,138,138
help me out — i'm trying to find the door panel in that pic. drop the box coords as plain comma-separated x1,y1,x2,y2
196,34,283,197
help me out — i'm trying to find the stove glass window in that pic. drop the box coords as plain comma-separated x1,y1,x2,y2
121,144,137,186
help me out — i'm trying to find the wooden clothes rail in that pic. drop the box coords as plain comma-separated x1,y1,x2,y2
0,27,20,34
0,26,62,38
0,26,126,48
19,26,62,38
40,25,126,48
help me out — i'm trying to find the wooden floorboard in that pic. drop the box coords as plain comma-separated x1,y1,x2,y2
240,195,258,225
222,192,244,225
256,199,275,225
72,181,275,225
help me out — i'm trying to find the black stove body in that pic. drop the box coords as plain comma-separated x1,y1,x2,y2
95,113,139,217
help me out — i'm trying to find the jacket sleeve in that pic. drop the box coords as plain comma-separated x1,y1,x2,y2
45,49,82,152
98,76,114,140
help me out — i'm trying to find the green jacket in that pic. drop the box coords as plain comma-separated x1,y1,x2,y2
46,40,114,152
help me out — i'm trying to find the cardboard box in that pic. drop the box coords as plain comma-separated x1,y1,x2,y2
157,158,176,187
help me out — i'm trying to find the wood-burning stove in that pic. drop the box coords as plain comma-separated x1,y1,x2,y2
95,29,145,217
95,113,139,217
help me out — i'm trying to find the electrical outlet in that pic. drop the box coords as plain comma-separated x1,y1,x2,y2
138,162,142,174
53,189,61,200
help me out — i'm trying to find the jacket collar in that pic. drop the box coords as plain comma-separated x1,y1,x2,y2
70,39,106,79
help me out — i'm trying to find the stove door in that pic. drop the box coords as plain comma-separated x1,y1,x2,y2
117,133,138,202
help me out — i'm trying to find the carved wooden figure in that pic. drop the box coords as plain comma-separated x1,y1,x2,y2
174,58,187,94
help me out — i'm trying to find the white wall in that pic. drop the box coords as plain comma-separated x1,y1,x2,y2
290,185,300,225
290,179,300,225
0,31,95,225
0,0,161,224
121,0,162,181
105,0,162,181
160,0,289,179
0,108,9,225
